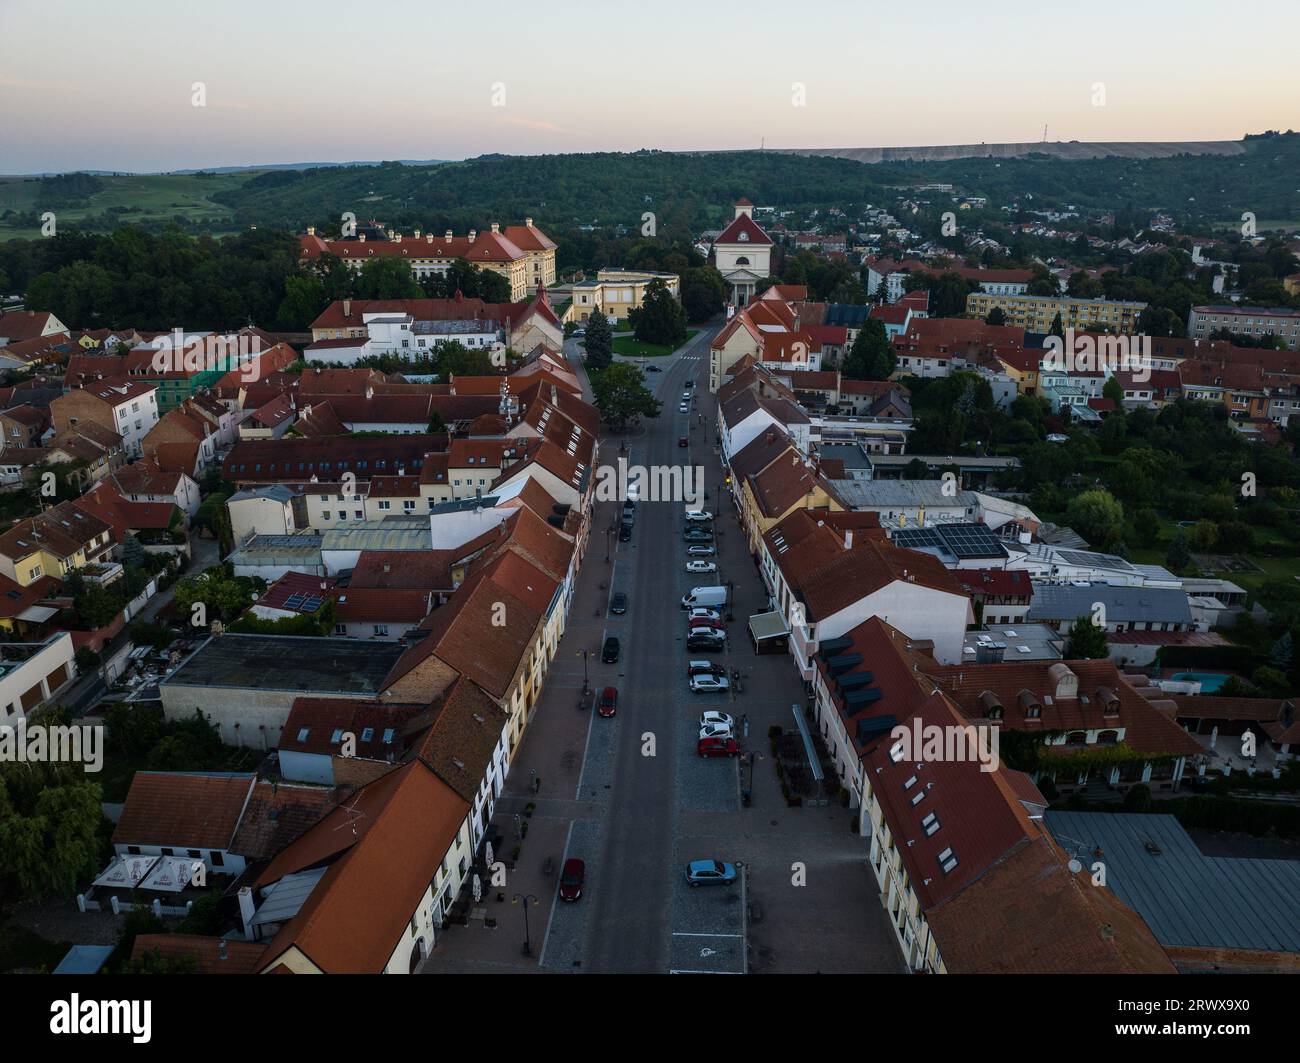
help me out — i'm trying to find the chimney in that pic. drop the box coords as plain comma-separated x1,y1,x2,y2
491,222,500,234
218,939,228,962
414,229,421,238
359,234,366,242
445,229,453,241
238,886,256,937
343,298,352,317
306,226,316,236
525,216,534,227
426,233,434,243
843,529,853,550
468,229,477,243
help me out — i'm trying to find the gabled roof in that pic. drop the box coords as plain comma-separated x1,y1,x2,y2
113,772,256,850
256,760,470,973
715,212,773,247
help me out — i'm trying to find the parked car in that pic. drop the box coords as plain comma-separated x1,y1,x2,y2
598,686,618,717
699,721,734,739
700,710,735,728
686,560,718,574
688,660,727,678
685,510,714,523
619,522,632,542
687,607,722,622
686,634,726,652
697,736,740,758
602,636,620,663
558,858,586,902
682,391,691,401
610,591,628,615
686,544,716,557
683,528,713,543
678,436,688,447
690,674,731,694
685,378,695,389
685,859,739,885
646,364,662,372
573,327,587,338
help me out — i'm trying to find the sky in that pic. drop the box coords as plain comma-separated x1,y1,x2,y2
2,0,1298,173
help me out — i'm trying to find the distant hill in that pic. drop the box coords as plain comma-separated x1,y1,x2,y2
764,140,1248,164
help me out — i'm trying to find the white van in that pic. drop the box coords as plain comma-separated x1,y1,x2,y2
681,585,727,610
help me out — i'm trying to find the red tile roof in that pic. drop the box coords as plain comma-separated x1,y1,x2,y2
112,772,256,849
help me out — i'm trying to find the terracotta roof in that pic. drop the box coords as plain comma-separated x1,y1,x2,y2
228,780,338,860
335,587,432,624
715,212,773,247
112,772,256,850
0,310,61,343
280,697,429,759
408,676,508,804
256,761,470,973
927,659,1204,757
304,228,527,265
132,934,268,974
257,571,338,612
348,549,467,592
955,568,1034,600
926,831,1175,973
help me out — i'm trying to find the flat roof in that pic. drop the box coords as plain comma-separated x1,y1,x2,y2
963,624,1063,661
1045,811,1300,953
163,634,404,694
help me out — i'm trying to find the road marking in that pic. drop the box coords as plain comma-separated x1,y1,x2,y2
574,693,600,801
670,931,742,938
537,818,576,968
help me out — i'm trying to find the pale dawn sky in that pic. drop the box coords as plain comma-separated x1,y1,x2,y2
2,0,1297,173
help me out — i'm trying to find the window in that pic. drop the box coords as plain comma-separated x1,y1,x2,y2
374,625,389,636
921,812,939,836
334,624,347,635
378,500,390,510
937,847,958,874
297,728,310,742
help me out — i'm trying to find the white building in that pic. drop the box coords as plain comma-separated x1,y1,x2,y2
712,199,772,306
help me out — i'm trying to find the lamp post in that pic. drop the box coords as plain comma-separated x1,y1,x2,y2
513,893,538,956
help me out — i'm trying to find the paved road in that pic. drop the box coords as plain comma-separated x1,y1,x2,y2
582,327,718,972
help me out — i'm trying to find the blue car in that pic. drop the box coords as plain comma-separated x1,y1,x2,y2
685,859,738,887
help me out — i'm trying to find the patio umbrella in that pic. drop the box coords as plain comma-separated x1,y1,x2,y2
485,840,494,868
472,874,482,904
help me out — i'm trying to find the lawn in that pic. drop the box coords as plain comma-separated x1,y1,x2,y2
612,330,698,358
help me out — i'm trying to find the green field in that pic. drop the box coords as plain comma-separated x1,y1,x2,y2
612,330,698,358
0,172,253,241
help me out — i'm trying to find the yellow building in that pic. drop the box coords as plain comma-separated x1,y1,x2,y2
965,292,1146,334
299,220,556,303
559,270,681,324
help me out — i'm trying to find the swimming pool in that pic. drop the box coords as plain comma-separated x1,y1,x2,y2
1170,672,1231,693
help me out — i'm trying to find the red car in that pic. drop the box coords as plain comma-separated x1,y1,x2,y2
598,686,618,717
687,661,726,678
558,858,585,902
678,436,689,447
698,736,740,758
688,617,725,632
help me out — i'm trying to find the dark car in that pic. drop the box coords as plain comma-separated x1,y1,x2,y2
619,522,632,542
598,685,618,717
698,736,740,758
686,634,725,653
646,364,662,372
687,660,726,678
602,636,620,663
678,436,688,447
683,528,713,542
610,591,628,615
558,858,586,902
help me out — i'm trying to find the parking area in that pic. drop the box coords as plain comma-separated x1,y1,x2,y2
668,865,748,974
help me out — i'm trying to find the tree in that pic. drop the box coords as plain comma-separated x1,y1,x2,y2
275,273,327,329
1165,528,1191,573
680,266,726,322
427,409,447,434
1063,615,1110,660
1066,488,1124,548
985,307,1006,326
842,318,896,380
171,566,258,626
1102,376,1124,406
355,257,422,299
583,310,613,370
1133,508,1161,547
590,362,660,430
1048,311,1065,338
627,278,687,347
0,760,103,904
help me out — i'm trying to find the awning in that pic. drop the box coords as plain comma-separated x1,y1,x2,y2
140,854,204,893
53,945,115,975
747,610,790,642
16,605,59,623
93,854,159,889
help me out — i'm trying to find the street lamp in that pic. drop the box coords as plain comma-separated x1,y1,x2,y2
512,893,538,956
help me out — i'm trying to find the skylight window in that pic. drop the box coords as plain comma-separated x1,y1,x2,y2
297,728,310,742
921,812,939,836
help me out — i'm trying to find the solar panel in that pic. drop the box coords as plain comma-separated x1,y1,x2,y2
283,593,306,609
936,523,1005,559
302,596,324,611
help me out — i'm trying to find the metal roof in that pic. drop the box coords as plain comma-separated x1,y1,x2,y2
1029,583,1192,625
1045,811,1300,953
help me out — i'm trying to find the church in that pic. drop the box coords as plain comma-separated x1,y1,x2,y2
712,198,772,306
